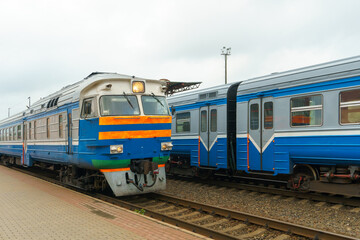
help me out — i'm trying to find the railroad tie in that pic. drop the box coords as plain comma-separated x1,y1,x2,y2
187,215,213,223
202,218,229,228
315,201,327,207
148,202,167,208
238,190,248,194
271,234,291,240
298,199,310,204
156,206,175,212
271,195,282,200
331,204,344,210
259,193,271,198
237,228,267,239
176,211,201,219
167,208,189,215
283,197,296,202
350,207,360,213
132,200,156,205
221,223,246,233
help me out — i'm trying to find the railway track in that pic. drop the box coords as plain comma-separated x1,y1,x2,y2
6,165,358,240
168,175,360,208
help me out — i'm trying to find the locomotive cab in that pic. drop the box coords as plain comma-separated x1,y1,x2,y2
77,75,171,196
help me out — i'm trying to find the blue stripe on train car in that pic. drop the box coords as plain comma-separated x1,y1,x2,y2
237,75,360,103
0,144,23,157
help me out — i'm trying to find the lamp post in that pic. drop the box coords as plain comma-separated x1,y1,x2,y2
221,46,231,84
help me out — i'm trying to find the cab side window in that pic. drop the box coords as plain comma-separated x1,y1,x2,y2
81,98,97,118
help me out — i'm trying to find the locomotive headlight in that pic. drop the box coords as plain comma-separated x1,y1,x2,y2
110,145,123,154
132,81,145,93
161,142,173,151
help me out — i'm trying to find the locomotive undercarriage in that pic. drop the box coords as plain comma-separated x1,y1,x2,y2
58,165,107,192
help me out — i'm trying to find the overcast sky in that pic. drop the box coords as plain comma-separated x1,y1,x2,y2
1,0,360,119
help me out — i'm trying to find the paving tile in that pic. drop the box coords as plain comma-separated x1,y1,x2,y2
0,166,207,240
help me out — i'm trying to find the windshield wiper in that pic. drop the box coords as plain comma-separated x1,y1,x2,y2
123,92,134,109
151,92,164,107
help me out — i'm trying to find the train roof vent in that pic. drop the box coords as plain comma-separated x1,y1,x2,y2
54,97,59,106
199,91,218,100
47,97,60,108
208,91,217,98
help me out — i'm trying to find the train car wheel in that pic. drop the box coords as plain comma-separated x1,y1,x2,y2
289,165,318,191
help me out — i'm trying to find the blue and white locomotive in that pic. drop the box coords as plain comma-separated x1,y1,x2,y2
168,56,360,196
0,72,172,196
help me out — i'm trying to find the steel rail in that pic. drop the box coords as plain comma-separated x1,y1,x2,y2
94,193,240,240
149,193,358,240
170,176,360,207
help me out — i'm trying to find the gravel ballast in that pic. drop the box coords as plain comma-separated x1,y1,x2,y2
163,179,360,238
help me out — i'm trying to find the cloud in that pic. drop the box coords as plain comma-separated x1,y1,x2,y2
1,0,360,119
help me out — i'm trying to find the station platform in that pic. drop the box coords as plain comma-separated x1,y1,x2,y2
0,165,207,240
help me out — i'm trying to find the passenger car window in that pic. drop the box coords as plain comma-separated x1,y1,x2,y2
264,102,273,129
291,95,322,127
250,104,259,130
34,121,37,140
340,89,360,124
201,110,207,132
210,109,217,132
176,112,191,133
59,115,64,138
17,125,21,140
47,118,50,139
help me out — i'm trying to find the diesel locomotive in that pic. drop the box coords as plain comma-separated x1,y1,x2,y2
0,72,172,196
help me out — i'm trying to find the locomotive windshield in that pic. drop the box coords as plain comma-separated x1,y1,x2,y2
142,95,169,115
100,95,140,116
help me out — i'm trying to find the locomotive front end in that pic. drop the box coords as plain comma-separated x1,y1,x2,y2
79,75,171,196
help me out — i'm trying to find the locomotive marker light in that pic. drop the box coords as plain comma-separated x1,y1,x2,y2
110,144,123,154
132,81,145,93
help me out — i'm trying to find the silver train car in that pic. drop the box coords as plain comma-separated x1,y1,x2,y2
0,73,172,196
168,56,360,196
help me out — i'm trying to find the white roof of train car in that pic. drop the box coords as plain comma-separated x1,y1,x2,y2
0,72,158,125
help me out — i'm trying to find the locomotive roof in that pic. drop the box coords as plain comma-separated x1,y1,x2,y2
0,72,159,125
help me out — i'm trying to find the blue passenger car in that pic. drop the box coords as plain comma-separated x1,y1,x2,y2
168,56,360,196
0,73,172,196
